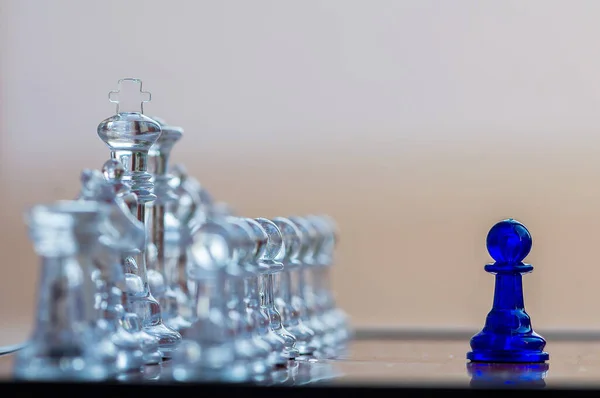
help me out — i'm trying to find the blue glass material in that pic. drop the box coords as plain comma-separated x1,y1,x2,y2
467,362,549,389
467,219,549,363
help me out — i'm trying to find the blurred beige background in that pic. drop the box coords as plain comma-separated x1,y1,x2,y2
3,0,600,346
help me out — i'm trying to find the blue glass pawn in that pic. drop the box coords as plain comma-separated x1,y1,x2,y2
467,219,549,363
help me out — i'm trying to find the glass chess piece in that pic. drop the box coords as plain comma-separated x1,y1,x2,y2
223,217,273,380
467,219,549,363
287,216,334,358
169,163,214,228
171,220,248,383
271,217,318,356
147,117,192,335
169,164,215,327
68,192,147,376
97,78,181,358
311,215,351,347
254,218,300,360
78,168,149,373
242,218,291,368
305,215,348,351
14,202,117,381
79,163,163,366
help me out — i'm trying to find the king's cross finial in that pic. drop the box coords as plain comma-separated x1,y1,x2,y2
108,78,152,114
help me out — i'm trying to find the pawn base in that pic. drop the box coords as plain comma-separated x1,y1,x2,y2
467,350,549,363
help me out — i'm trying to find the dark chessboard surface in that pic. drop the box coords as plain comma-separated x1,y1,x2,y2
2,336,600,393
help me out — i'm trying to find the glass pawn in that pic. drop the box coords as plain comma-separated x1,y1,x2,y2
309,215,351,347
271,217,318,356
224,217,273,380
242,218,291,367
254,218,300,359
287,216,333,358
171,220,247,383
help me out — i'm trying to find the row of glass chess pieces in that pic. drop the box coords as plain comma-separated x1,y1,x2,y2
13,78,350,383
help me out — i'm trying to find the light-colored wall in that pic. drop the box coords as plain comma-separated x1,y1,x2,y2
2,0,600,346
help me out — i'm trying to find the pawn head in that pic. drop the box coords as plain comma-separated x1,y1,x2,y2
242,218,269,262
288,216,318,262
254,218,283,261
188,220,235,272
306,215,336,261
102,159,126,181
272,217,302,262
225,216,257,264
486,219,532,264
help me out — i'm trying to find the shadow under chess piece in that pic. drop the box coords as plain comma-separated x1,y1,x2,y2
467,219,549,363
467,362,549,389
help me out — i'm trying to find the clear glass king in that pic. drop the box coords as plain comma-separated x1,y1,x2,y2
97,78,181,358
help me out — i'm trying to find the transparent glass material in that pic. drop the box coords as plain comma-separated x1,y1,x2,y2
223,217,272,379
271,217,317,356
169,163,214,229
306,215,351,349
168,163,215,328
97,80,181,358
254,218,300,359
287,216,333,357
467,219,549,363
14,202,116,381
146,118,191,334
243,218,291,367
79,164,163,366
171,220,246,383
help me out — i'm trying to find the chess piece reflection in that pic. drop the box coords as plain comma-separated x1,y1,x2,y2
467,362,549,389
467,219,549,363
97,78,181,358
